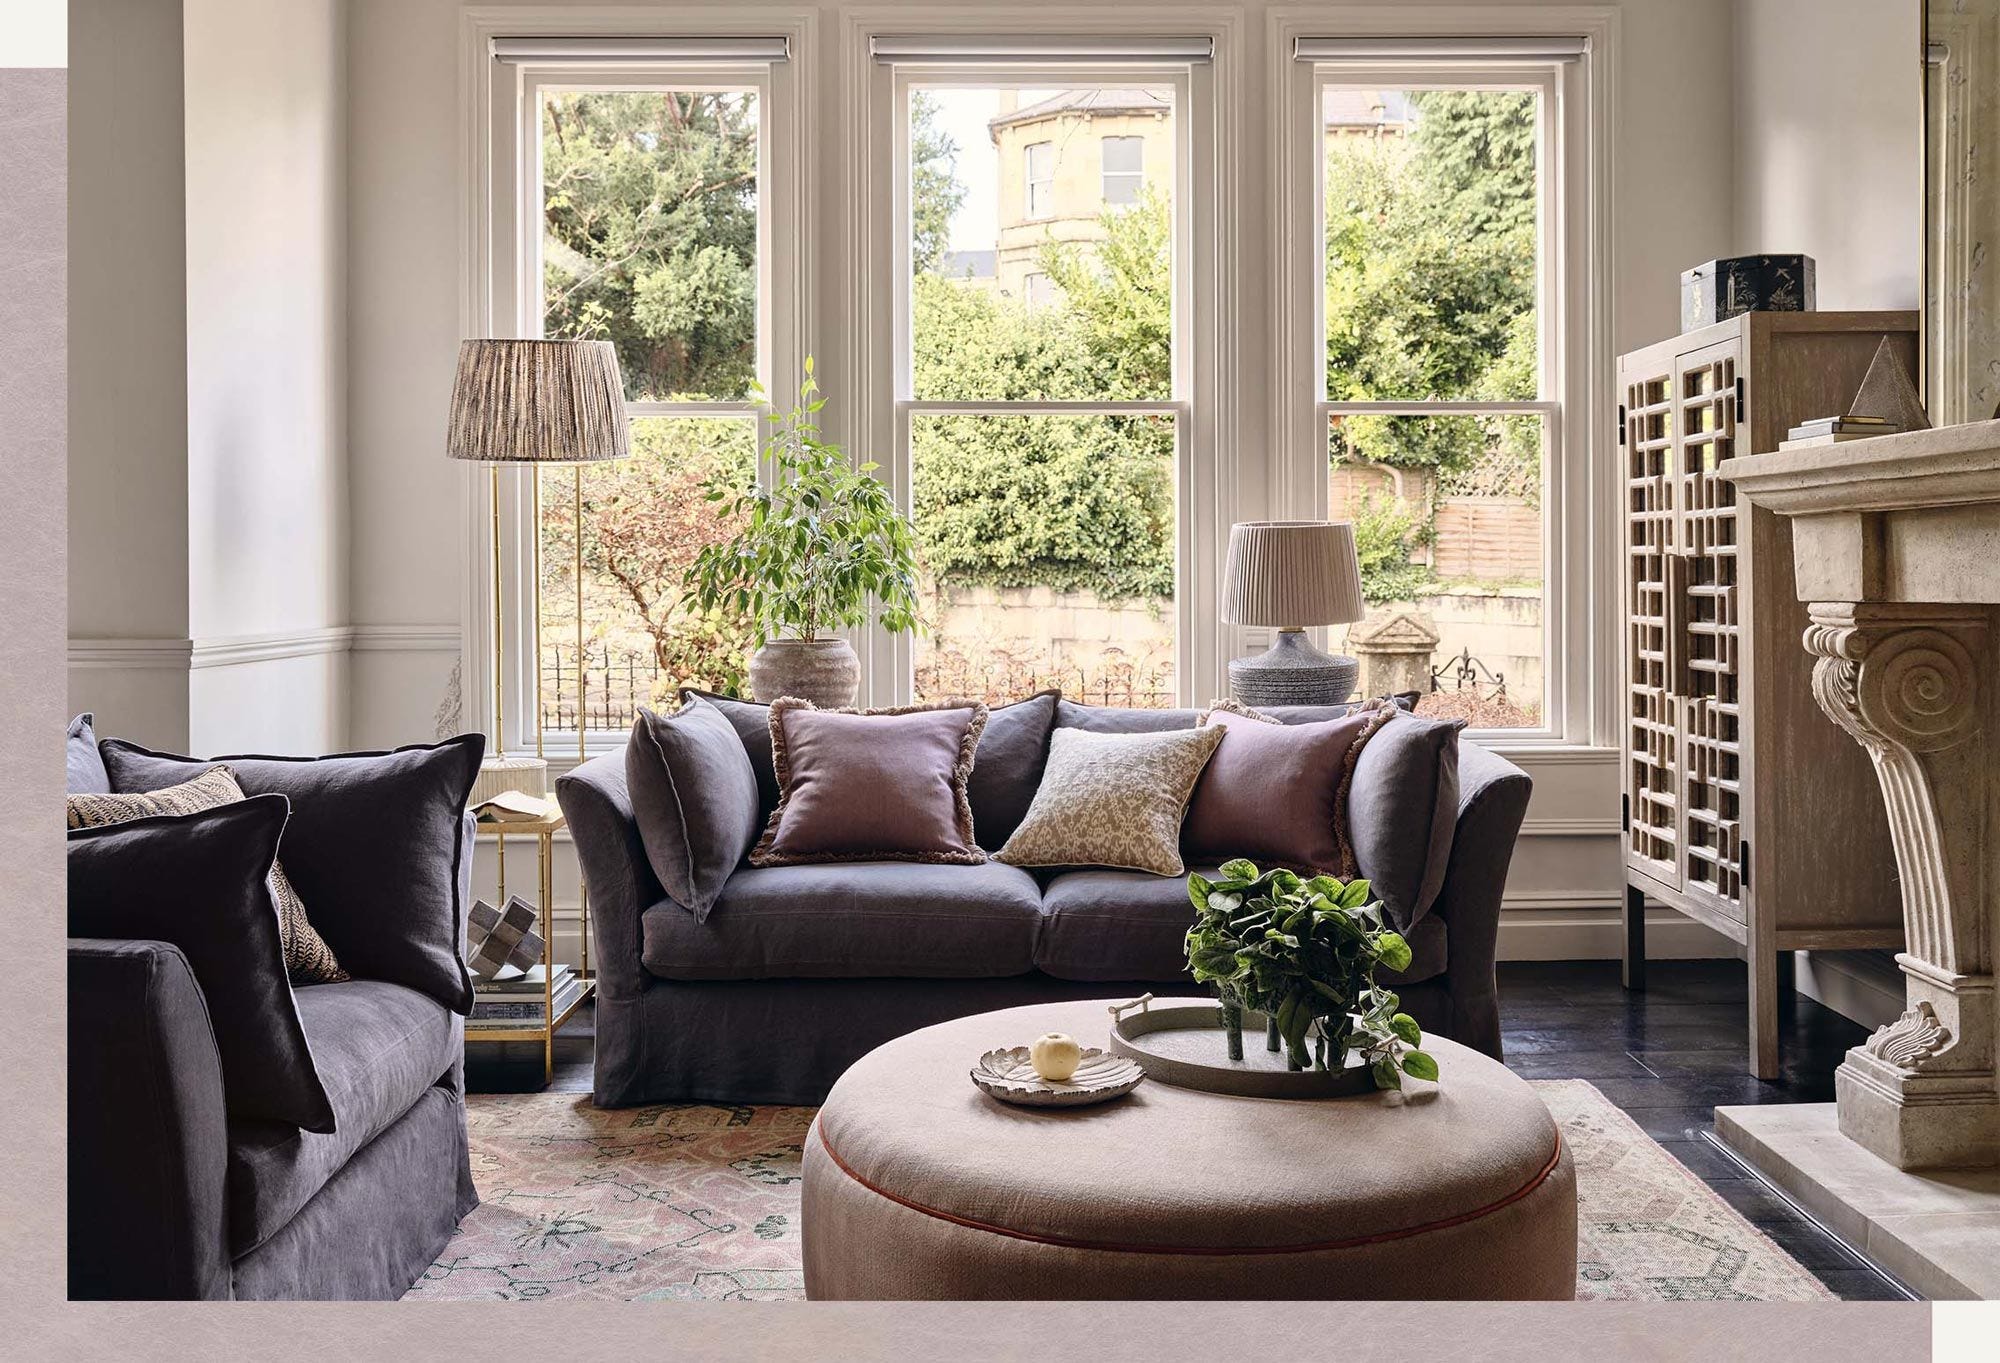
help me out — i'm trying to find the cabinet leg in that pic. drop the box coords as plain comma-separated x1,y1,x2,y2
1622,884,1647,991
1749,947,1781,1081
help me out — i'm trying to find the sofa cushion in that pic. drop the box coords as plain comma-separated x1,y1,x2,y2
1347,710,1464,931
1182,704,1389,875
1054,698,1403,734
684,689,783,822
642,861,1045,980
225,979,459,1254
100,734,484,1013
996,726,1223,876
67,712,110,794
67,797,337,1132
1037,866,1447,984
626,696,763,922
752,700,988,867
966,690,1059,851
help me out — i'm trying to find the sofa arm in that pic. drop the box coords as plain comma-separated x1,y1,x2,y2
558,751,663,1000
68,938,231,1299
1429,741,1533,1060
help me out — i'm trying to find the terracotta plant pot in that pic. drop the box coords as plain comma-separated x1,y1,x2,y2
748,638,860,708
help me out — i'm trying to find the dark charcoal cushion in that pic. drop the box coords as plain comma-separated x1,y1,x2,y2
1054,698,1406,734
626,697,763,922
67,797,336,1132
684,689,782,823
752,700,987,867
67,712,110,794
100,734,485,1013
966,690,1059,851
1037,866,1447,984
1182,705,1387,875
641,861,1044,980
1347,710,1464,931
225,978,459,1254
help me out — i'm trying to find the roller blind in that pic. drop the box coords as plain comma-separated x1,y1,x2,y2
871,35,1213,64
491,36,790,65
1294,36,1585,62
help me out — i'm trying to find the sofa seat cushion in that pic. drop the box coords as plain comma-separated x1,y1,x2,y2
642,861,1046,981
1037,867,1448,984
225,979,459,1255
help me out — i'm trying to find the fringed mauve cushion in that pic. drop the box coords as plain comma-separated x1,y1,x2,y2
1181,698,1394,877
750,699,989,867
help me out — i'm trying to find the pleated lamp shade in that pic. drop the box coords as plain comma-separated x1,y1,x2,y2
1219,521,1366,628
445,338,630,464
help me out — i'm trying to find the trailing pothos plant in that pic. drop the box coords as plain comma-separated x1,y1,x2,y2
1185,859,1440,1090
684,359,925,646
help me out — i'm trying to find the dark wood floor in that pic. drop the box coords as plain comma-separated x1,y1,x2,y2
464,958,1915,1301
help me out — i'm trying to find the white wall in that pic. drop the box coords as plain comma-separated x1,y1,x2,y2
183,0,351,753
67,0,192,748
1733,0,1924,310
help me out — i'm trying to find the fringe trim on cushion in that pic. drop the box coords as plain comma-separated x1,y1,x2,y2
750,696,990,867
1200,696,1283,726
1332,703,1399,880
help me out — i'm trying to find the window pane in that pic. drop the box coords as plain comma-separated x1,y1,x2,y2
1323,87,1538,401
1329,412,1544,728
910,86,1173,400
538,416,757,735
541,90,759,402
1102,135,1144,205
913,413,1176,707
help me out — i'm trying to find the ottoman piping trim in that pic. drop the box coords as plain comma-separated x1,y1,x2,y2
811,1125,1563,1256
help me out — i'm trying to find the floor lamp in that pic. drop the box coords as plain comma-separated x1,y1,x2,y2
445,336,630,804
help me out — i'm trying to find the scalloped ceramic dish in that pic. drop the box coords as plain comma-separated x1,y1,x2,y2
969,1046,1146,1108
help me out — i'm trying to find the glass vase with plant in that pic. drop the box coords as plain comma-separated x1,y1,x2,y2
685,358,925,705
1184,859,1439,1090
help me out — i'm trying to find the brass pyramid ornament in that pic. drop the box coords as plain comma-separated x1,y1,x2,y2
1849,337,1931,433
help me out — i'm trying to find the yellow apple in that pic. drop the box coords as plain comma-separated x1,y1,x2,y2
1030,1032,1082,1082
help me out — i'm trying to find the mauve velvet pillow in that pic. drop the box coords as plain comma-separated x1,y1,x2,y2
750,699,988,867
67,796,337,1132
626,696,762,921
1183,702,1394,875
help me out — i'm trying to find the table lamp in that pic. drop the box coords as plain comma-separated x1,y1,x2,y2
1220,520,1367,706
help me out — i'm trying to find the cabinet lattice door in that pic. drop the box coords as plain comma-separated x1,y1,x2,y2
1624,366,1678,886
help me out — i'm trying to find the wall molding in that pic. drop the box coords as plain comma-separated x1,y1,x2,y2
351,624,462,653
189,625,355,670
67,637,195,670
1518,817,1622,837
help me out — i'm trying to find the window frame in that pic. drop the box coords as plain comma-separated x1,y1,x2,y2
1022,137,1055,219
473,45,805,763
1275,29,1614,754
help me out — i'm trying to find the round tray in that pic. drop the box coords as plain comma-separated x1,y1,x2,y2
1106,995,1375,1099
970,1046,1145,1108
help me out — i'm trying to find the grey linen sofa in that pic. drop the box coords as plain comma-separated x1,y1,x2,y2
561,695,1532,1108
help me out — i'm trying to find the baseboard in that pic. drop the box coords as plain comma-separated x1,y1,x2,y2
1794,949,1903,1032
1496,901,1738,961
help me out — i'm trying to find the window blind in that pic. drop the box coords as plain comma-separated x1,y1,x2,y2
491,36,790,65
871,35,1212,65
1294,36,1586,62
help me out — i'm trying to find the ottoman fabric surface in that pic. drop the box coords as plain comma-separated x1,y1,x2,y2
803,999,1575,1299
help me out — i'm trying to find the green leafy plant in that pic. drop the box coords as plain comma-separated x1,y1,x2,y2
1184,859,1438,1089
684,359,925,645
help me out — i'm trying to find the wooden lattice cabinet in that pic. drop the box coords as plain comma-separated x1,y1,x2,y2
1619,312,1916,1079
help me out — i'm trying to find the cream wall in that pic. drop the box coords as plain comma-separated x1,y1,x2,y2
1732,0,1924,310
183,0,352,753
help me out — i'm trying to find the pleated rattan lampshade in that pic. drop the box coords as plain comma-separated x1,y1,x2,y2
1219,521,1366,629
446,338,630,464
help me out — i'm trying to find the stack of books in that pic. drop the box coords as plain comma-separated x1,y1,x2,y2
468,963,582,1032
1779,414,1901,450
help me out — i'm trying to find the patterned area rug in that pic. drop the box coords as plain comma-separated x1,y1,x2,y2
405,1081,1831,1302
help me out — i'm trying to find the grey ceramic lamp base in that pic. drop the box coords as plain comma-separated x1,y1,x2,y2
1228,629,1359,707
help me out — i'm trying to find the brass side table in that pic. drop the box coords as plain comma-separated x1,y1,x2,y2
468,809,593,1084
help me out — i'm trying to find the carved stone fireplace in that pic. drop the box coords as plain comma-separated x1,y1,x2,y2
1719,418,2000,1297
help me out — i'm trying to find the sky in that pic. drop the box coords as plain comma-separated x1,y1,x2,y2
924,88,1009,254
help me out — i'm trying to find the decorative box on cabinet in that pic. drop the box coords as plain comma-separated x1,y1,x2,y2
1619,312,1915,1079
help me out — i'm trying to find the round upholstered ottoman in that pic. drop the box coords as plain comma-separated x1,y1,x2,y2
802,999,1576,1300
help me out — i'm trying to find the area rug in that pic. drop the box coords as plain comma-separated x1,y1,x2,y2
405,1081,1832,1302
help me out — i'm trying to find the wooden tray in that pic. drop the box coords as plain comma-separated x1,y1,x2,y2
1106,994,1375,1099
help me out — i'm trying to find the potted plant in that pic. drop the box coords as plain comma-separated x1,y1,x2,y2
685,359,925,706
1184,859,1439,1090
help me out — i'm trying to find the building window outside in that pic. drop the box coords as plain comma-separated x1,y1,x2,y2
1023,139,1053,219
1021,270,1054,309
1101,134,1145,204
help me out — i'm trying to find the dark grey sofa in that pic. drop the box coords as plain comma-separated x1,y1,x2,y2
66,809,480,1300
563,699,1532,1108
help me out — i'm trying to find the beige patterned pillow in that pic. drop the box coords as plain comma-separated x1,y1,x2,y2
67,767,349,984
995,725,1225,876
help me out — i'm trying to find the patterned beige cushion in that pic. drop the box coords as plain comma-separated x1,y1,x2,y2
67,767,349,984
995,725,1225,876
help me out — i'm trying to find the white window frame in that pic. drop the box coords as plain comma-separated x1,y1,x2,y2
1101,132,1146,204
1023,138,1054,219
464,16,807,764
1273,13,1616,756
863,49,1225,710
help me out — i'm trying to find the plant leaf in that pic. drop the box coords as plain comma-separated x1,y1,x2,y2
1400,1050,1440,1082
